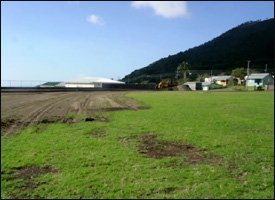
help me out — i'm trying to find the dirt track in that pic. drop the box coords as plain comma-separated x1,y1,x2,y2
1,91,145,135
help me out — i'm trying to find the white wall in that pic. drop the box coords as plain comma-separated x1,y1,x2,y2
65,83,96,88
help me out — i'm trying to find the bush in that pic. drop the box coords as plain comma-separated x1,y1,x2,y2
209,83,224,89
256,86,264,91
232,86,247,91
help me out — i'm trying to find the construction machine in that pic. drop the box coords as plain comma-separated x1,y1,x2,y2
155,79,178,89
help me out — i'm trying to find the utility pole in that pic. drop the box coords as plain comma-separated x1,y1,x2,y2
247,60,251,78
246,60,251,88
265,64,267,73
210,67,213,83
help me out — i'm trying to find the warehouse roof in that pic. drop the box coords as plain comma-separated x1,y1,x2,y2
38,82,65,87
65,77,125,84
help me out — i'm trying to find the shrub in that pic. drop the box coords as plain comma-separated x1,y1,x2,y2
209,83,224,89
232,86,247,91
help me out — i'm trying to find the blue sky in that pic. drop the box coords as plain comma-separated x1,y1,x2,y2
1,1,274,81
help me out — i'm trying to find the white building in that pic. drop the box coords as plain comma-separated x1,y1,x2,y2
245,73,274,87
64,77,125,88
183,82,202,91
205,76,233,86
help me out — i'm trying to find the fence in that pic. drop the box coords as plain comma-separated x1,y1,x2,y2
1,80,50,87
1,80,156,91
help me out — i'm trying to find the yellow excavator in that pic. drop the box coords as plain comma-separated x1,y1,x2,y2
155,79,178,89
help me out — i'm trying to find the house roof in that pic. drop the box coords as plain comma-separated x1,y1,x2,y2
246,73,270,79
211,76,232,81
38,82,65,87
65,77,125,84
40,82,62,86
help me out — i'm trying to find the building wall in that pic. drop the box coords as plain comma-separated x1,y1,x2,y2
263,75,274,85
184,83,203,90
205,77,232,86
65,83,102,88
202,86,209,91
246,75,274,87
185,83,196,90
216,80,227,86
246,79,262,87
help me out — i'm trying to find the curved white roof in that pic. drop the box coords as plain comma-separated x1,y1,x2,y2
66,77,125,84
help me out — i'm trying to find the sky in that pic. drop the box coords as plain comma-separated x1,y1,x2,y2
1,1,274,81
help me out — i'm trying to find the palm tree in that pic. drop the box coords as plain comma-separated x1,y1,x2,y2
176,61,190,82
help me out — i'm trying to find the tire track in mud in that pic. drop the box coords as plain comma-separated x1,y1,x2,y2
77,94,91,115
2,93,68,120
5,94,72,135
21,94,71,123
1,92,146,135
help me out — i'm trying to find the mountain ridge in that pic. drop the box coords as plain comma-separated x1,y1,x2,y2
122,18,274,84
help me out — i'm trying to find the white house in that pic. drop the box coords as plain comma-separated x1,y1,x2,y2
64,77,125,88
205,76,233,86
245,73,274,87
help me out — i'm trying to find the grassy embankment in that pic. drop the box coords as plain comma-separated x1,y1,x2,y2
1,91,274,199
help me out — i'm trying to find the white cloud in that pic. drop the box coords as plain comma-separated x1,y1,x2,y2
86,14,105,26
131,1,189,19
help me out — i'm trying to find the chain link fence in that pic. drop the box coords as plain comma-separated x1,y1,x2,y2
1,80,49,87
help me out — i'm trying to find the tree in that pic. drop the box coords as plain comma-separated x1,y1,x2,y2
176,61,190,82
231,67,246,80
196,73,209,82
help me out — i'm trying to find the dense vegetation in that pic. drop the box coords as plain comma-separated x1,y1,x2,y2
122,19,274,84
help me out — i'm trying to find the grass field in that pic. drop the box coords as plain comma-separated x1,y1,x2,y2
1,91,274,199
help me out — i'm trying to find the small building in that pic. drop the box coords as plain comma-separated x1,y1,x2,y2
205,76,233,86
64,77,125,88
38,82,65,87
245,73,274,88
183,82,202,91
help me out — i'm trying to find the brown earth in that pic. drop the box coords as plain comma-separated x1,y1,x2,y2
138,134,223,165
137,134,244,182
2,165,58,199
1,91,146,135
89,130,107,137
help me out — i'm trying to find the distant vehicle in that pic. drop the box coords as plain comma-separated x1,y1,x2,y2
155,79,178,89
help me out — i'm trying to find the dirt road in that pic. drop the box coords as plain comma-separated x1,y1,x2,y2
1,91,145,135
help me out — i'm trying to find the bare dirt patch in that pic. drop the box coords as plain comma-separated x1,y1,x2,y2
12,165,58,181
1,118,18,135
138,134,222,165
89,130,107,137
3,165,58,199
1,91,146,135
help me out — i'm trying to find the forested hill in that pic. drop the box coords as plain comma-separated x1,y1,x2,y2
122,18,274,84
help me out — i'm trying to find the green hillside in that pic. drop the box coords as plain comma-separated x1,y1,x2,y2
122,19,274,84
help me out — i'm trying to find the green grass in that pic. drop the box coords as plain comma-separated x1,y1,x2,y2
1,91,274,199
